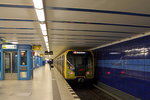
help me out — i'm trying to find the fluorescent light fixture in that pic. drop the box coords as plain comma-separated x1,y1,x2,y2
44,36,48,42
33,0,43,9
46,43,49,48
11,42,18,44
46,43,49,51
42,30,47,35
40,23,46,30
47,47,50,52
46,42,49,46
35,9,45,21
47,46,49,49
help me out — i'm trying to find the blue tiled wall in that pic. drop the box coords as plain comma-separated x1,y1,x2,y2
34,56,44,68
93,35,150,100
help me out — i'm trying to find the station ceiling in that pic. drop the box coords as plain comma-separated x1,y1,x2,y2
0,0,150,58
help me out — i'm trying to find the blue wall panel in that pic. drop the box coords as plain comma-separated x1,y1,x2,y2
33,56,44,68
93,35,150,100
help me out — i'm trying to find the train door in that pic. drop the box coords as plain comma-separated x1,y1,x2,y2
4,52,18,80
75,55,86,76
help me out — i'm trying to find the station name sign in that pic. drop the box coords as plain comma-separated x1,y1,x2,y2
2,44,17,49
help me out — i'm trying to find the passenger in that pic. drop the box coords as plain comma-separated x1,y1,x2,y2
48,59,53,70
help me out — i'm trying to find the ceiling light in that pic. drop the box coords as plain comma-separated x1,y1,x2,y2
46,43,49,50
42,30,47,35
40,23,46,30
44,36,48,42
11,42,18,44
32,0,43,9
47,48,50,52
46,42,49,47
47,47,50,52
46,42,49,46
35,9,45,21
47,46,49,49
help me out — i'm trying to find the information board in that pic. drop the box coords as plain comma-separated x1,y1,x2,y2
2,44,17,49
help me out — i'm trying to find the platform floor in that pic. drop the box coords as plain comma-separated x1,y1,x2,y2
0,64,74,100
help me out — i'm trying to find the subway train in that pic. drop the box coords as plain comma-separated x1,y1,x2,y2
54,50,94,82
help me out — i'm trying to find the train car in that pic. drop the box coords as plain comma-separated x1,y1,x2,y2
54,50,94,82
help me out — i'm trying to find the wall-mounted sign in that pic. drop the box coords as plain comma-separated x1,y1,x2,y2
40,53,44,57
32,45,41,50
2,44,17,49
45,51,53,55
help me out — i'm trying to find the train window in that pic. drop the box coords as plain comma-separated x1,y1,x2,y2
67,51,92,69
67,52,75,68
75,55,83,66
87,54,93,69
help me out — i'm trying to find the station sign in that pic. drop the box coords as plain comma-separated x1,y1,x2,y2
40,53,44,57
45,51,53,55
32,45,41,50
2,44,17,49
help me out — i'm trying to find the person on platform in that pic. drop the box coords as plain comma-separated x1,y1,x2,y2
48,59,53,70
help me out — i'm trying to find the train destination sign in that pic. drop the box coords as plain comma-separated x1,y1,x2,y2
73,51,86,54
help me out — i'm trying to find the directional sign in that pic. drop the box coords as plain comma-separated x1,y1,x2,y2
45,51,53,55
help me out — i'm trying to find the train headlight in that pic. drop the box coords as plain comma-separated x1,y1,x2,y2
68,71,74,74
70,72,73,74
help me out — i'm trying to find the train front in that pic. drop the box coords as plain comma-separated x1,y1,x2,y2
66,50,94,83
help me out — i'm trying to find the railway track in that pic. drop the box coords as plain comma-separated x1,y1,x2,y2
69,82,117,100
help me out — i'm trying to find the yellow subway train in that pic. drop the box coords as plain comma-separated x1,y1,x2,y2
54,50,94,82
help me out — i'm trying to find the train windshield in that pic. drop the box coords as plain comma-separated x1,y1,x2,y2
67,51,93,76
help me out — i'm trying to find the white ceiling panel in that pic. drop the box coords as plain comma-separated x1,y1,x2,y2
0,0,46,52
0,29,37,33
0,21,39,28
46,0,150,14
48,30,134,36
0,0,149,58
47,10,150,26
51,35,122,40
0,0,33,5
0,7,36,20
48,23,149,33
45,0,150,58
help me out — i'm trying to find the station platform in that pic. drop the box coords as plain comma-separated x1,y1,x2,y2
0,64,78,100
